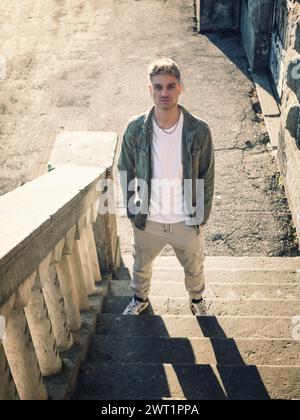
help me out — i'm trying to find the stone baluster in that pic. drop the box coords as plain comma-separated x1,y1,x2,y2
107,168,121,271
93,184,120,275
0,343,19,400
66,226,90,311
98,172,121,275
93,202,110,273
76,213,96,295
0,297,19,400
86,204,102,284
2,279,48,400
39,251,73,352
104,212,120,276
56,230,82,331
25,271,62,376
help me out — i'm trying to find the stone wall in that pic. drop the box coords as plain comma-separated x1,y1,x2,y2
277,1,300,243
196,0,240,32
239,0,300,244
198,0,300,245
240,0,275,73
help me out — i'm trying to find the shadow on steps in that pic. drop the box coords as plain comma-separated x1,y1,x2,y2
195,316,270,400
74,261,270,400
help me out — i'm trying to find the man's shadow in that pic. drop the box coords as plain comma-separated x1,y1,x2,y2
114,263,270,400
194,316,270,400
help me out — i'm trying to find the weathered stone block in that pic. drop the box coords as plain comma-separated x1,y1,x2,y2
49,131,118,170
286,58,300,96
286,106,299,140
241,0,274,73
282,89,299,143
295,22,300,53
198,0,240,32
277,104,300,245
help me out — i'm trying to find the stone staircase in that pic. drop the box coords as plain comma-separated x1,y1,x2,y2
74,255,300,400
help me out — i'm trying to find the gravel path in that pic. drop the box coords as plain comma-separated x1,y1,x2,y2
0,0,298,256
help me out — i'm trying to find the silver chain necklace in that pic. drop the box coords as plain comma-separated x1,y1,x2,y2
153,110,181,134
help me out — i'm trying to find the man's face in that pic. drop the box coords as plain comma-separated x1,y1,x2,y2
149,74,182,111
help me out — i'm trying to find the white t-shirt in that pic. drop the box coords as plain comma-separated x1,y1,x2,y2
148,110,186,224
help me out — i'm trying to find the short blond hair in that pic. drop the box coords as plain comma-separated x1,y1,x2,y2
148,58,181,83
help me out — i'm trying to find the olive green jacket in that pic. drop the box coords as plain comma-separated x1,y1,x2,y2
117,104,215,234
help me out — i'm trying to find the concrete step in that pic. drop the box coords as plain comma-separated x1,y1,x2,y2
75,363,300,400
117,266,300,284
73,253,300,401
110,280,299,300
88,336,300,366
97,314,295,340
121,255,300,271
103,296,300,317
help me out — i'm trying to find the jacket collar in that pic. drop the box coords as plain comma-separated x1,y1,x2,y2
143,104,198,134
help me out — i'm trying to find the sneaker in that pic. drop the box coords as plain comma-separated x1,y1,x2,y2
123,296,149,315
190,297,207,316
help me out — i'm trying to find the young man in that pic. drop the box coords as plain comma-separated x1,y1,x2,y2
118,58,214,316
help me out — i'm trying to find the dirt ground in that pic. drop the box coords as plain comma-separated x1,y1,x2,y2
0,0,299,257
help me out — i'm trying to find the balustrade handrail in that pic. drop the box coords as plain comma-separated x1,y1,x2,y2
0,165,105,307
0,143,120,399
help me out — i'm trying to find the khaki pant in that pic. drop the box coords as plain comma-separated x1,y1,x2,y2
132,220,206,301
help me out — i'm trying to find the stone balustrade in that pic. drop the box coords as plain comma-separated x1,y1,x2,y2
0,163,120,400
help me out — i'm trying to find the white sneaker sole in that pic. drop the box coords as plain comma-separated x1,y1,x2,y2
123,300,149,315
190,302,207,316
